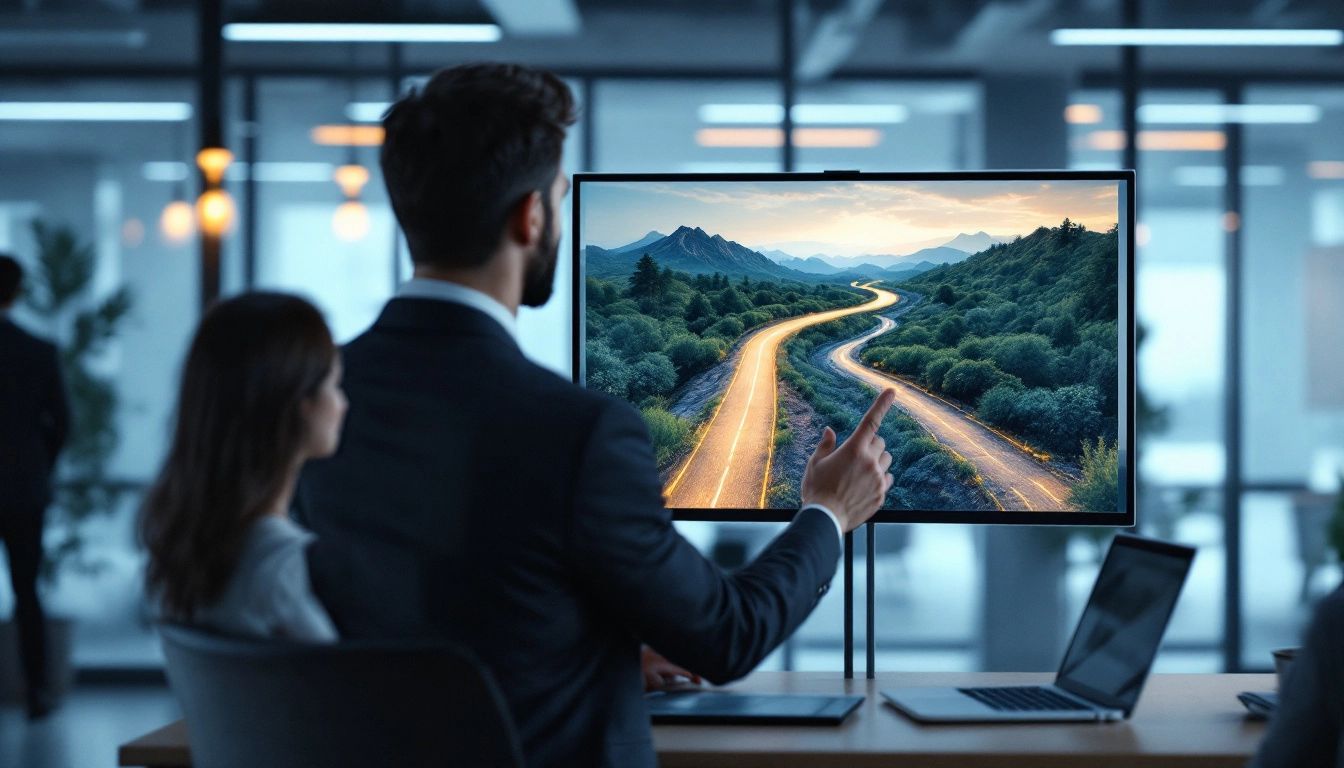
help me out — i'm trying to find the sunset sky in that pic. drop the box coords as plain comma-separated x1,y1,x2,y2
581,179,1123,259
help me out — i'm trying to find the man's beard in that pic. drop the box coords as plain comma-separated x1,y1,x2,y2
521,200,560,308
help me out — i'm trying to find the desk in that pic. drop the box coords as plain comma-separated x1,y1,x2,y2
119,671,1271,768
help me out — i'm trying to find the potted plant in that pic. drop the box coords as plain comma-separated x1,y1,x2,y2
0,219,133,702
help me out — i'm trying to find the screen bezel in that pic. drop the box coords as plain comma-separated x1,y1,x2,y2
1053,534,1195,715
571,170,1136,527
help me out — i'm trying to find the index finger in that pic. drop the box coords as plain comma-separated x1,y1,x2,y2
858,388,896,436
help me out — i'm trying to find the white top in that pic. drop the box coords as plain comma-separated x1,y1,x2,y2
398,277,517,342
192,516,338,643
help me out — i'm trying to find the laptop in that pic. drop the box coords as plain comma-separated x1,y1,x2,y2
883,534,1194,723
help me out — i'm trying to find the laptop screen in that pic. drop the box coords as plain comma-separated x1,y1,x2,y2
1055,536,1194,713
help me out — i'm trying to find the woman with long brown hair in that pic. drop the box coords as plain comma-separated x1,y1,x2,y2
139,292,346,641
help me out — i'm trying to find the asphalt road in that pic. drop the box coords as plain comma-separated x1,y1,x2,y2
825,305,1075,512
664,283,898,509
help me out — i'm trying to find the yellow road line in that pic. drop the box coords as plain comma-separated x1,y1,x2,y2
1030,477,1065,505
1009,486,1035,510
710,335,768,507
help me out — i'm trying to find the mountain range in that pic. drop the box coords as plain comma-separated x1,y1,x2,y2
587,225,801,282
585,227,1014,283
760,232,1013,271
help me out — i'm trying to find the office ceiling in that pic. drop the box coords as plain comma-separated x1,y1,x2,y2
0,0,1341,77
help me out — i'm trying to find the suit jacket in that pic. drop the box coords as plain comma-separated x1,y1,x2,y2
0,317,69,512
1251,584,1344,768
296,298,840,767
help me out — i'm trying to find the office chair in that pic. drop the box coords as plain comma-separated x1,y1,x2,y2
159,624,523,768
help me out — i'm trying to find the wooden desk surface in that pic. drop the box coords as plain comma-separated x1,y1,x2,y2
119,671,1272,768
655,671,1272,767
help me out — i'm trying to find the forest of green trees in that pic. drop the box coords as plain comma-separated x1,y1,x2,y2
585,254,865,466
860,219,1120,509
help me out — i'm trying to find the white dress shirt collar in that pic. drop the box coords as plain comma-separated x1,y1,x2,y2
397,278,517,342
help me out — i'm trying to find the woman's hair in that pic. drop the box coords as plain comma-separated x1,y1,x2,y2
140,291,336,619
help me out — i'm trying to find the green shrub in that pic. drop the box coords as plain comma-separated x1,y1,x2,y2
941,359,1004,402
1068,437,1118,512
641,406,691,467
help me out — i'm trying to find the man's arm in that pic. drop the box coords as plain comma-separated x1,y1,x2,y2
567,401,841,686
1250,586,1344,768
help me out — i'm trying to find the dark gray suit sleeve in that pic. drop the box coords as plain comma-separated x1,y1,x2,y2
1250,586,1344,768
567,401,841,686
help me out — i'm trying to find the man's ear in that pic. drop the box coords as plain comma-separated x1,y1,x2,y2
507,190,544,248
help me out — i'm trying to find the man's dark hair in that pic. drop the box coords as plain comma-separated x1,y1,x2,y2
0,254,22,306
380,63,576,270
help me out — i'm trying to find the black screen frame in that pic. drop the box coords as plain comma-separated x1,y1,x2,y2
571,170,1136,527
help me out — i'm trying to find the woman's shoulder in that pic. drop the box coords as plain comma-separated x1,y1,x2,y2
214,516,338,642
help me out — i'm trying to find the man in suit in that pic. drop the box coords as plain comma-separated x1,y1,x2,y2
1251,584,1344,768
0,254,70,719
296,63,894,767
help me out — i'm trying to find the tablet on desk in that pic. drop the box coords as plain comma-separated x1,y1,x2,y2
646,691,863,725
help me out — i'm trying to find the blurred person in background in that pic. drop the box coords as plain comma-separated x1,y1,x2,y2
0,253,69,719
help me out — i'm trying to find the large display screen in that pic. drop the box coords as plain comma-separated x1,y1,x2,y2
573,172,1134,525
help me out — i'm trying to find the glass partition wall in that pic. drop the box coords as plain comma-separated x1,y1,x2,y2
1,65,1339,673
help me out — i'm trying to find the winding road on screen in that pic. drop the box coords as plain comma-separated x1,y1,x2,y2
663,283,1073,512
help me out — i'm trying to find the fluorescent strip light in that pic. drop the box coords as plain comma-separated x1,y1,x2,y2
794,128,882,147
345,102,391,122
0,29,148,48
792,104,907,124
699,103,907,125
1308,161,1344,179
311,124,386,146
1084,130,1226,152
0,102,192,121
142,161,189,182
248,162,338,183
1065,104,1104,124
223,23,502,43
142,161,341,183
700,104,785,124
695,127,881,148
677,162,784,173
1051,28,1344,46
1173,165,1284,187
1138,104,1322,124
697,127,784,147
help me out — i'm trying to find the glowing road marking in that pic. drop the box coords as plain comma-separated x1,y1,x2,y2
1010,487,1035,510
1030,478,1065,505
710,334,769,507
760,348,779,509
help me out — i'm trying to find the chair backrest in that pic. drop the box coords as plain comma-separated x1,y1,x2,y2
159,624,523,768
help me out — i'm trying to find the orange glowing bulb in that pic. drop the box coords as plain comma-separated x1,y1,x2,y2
196,188,236,238
334,164,370,198
332,200,370,241
196,147,234,184
160,200,196,244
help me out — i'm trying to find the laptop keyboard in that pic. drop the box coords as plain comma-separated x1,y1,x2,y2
958,686,1090,712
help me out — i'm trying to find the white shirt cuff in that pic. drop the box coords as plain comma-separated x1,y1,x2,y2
800,503,844,548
